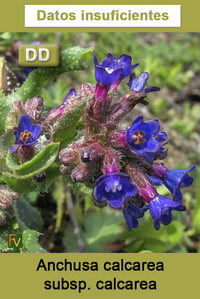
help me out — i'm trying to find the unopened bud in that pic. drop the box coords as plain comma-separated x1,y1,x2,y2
24,97,44,121
11,100,25,113
59,148,80,166
5,100,26,130
81,143,104,163
63,88,77,103
156,147,168,160
81,151,91,163
60,164,72,174
71,163,93,182
43,89,76,125
34,171,46,182
0,186,18,209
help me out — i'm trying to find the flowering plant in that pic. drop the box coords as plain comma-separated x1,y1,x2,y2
0,46,195,252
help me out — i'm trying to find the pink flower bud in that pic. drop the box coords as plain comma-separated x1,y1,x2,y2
101,148,121,174
126,164,157,203
108,130,127,148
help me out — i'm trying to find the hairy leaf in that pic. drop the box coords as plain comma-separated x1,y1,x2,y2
0,130,14,155
3,163,61,193
6,142,60,178
53,103,84,143
21,230,47,253
16,197,43,232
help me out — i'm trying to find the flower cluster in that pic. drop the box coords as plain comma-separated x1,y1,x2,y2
10,52,195,231
58,53,195,231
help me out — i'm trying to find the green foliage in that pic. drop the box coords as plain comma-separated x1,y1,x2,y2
2,143,60,193
16,197,43,232
40,78,72,109
63,209,123,253
0,130,14,155
0,207,45,253
123,218,185,253
150,97,168,116
170,117,196,138
53,104,84,143
64,176,94,202
6,143,60,177
3,163,60,193
21,230,47,253
10,200,46,253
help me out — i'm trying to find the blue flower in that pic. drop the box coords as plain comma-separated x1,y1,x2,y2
150,164,195,202
126,115,168,162
94,172,138,209
93,53,138,87
123,202,148,230
63,88,77,103
10,114,42,153
109,53,139,80
149,195,186,230
128,72,160,93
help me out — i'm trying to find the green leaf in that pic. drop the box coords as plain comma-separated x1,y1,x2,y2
62,224,78,252
3,174,42,193
0,46,94,133
0,130,14,155
84,209,123,252
53,103,84,143
21,230,47,253
16,197,43,232
3,163,61,194
124,217,185,253
6,142,60,178
63,209,123,253
64,176,94,200
0,155,11,173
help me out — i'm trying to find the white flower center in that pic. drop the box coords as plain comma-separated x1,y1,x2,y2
105,180,122,193
105,67,114,74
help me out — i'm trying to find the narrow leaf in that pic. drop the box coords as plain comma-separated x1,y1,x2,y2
6,142,60,178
